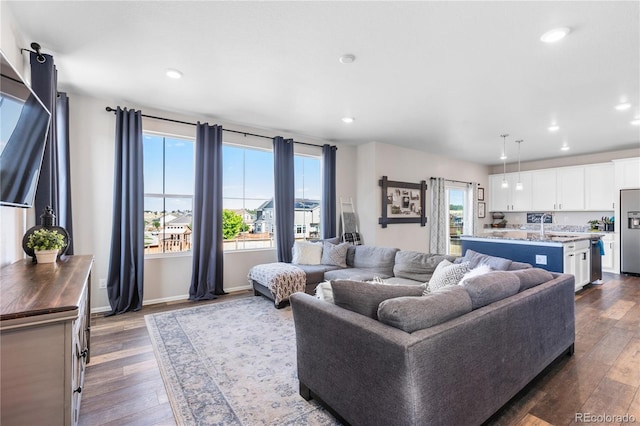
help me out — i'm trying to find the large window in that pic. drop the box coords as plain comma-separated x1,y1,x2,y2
143,134,323,253
143,134,195,255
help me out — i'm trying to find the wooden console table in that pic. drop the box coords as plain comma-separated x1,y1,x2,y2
1,255,93,426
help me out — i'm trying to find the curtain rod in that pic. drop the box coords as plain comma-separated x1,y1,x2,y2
430,177,476,185
105,106,331,149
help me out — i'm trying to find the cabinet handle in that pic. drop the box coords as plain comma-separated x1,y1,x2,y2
554,203,556,210
74,387,82,394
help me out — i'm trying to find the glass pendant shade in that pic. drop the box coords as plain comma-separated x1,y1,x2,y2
515,181,523,191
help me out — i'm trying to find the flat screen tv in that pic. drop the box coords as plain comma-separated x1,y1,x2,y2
0,50,51,208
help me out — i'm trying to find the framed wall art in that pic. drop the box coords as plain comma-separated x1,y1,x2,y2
378,176,427,228
478,202,486,218
478,187,485,201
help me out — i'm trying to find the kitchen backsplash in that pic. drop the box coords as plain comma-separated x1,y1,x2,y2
491,211,616,233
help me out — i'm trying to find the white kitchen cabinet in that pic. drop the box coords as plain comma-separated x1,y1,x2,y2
556,167,585,210
531,169,557,211
613,157,640,189
601,233,615,272
585,163,615,211
563,239,590,291
488,172,532,212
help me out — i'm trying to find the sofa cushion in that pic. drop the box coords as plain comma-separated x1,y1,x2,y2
460,270,520,309
294,264,342,285
455,249,513,270
426,260,471,293
393,251,457,282
512,268,555,292
324,268,382,282
321,241,350,268
378,285,473,333
351,246,399,276
331,280,424,319
382,276,427,286
292,241,323,265
508,261,533,270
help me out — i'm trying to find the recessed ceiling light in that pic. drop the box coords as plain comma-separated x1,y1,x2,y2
561,144,570,151
540,27,570,43
339,54,356,64
341,117,355,124
615,102,632,111
548,124,560,132
631,118,640,126
499,153,507,160
166,69,183,79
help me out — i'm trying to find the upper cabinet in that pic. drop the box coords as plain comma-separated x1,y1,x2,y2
584,163,615,210
490,162,621,213
613,158,640,189
489,172,532,212
556,167,585,210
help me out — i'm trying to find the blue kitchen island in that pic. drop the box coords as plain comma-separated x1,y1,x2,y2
460,231,602,291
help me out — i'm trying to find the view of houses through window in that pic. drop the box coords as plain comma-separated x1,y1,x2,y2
142,133,322,255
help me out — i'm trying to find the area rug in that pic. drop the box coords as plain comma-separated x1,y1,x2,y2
145,296,341,425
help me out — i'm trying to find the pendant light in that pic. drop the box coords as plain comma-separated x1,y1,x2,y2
515,139,524,191
500,134,509,189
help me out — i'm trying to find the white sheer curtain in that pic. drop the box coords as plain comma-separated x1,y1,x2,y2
465,182,479,236
429,177,447,254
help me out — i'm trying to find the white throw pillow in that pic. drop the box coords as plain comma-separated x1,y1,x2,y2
315,281,334,303
459,264,492,285
292,241,323,265
426,260,471,293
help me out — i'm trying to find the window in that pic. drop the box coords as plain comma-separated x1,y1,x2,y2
143,134,195,255
294,155,322,240
223,144,275,250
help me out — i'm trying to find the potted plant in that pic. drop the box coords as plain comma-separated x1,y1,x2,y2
26,229,67,264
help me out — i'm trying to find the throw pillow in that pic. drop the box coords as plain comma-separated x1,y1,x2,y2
459,264,492,285
321,241,349,268
426,260,471,294
315,281,334,303
455,249,513,270
292,241,323,265
331,280,424,319
378,285,473,333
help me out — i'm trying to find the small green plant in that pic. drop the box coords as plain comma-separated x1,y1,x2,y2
587,220,600,230
27,229,67,251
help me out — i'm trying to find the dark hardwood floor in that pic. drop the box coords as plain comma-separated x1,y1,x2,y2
79,274,640,426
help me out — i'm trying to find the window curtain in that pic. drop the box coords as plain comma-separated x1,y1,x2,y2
273,136,295,263
321,144,337,238
30,52,74,252
189,123,225,300
106,107,144,315
429,177,447,254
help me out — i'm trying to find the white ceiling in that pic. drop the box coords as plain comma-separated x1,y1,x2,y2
5,1,640,165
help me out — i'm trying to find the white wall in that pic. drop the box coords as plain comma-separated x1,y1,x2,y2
356,142,491,253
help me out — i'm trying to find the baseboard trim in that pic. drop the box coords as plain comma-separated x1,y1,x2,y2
91,283,252,314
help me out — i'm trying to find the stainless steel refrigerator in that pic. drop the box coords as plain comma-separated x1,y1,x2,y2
620,189,640,275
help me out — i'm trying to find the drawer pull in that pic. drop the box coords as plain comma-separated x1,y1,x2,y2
74,386,82,394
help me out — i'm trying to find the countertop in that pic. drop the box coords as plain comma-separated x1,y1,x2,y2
461,231,603,245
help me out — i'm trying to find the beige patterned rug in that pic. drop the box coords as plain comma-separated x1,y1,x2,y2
145,296,340,425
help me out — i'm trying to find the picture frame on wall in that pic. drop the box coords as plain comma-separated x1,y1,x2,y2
378,176,427,228
478,202,486,218
478,187,485,201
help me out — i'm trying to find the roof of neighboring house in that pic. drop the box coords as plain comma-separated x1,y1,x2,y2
256,198,320,211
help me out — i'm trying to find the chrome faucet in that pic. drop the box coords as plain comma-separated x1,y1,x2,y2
540,213,551,237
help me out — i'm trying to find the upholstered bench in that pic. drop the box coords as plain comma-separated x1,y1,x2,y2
248,263,306,308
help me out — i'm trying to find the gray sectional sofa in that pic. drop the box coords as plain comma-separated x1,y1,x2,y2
290,266,576,425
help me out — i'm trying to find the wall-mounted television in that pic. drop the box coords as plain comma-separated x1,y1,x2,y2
0,50,51,208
